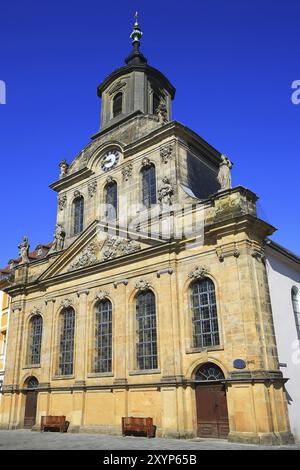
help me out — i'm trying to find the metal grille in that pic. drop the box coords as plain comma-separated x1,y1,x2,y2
26,376,39,389
136,291,158,370
28,315,43,365
292,287,300,339
94,300,112,373
191,279,220,348
195,363,224,382
142,165,156,208
113,92,122,117
59,308,75,376
106,182,118,220
73,197,84,235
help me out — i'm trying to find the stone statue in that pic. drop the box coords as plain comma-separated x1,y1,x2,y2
18,236,30,264
50,224,65,252
217,155,233,190
158,177,174,206
59,159,69,178
156,100,168,124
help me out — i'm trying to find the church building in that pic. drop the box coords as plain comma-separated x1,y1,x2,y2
0,16,294,444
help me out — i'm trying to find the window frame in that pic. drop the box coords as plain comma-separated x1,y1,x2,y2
135,290,158,371
94,300,113,374
112,92,123,118
73,196,84,235
58,307,75,376
27,314,43,366
141,164,157,209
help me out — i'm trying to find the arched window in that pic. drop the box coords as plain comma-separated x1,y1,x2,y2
141,165,157,208
292,287,300,339
28,315,43,366
153,93,160,115
94,300,112,373
195,363,225,382
113,92,122,118
73,196,84,235
105,181,118,220
59,307,75,376
191,278,220,348
25,376,39,389
136,290,157,370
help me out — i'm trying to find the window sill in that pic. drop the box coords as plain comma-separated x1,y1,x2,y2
186,346,224,354
23,364,41,369
52,375,75,381
87,372,114,378
129,369,161,376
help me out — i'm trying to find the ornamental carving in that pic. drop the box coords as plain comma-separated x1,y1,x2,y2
69,242,98,270
188,266,209,280
74,190,82,198
135,280,152,292
95,290,109,301
49,224,65,253
142,157,151,167
31,307,42,316
18,236,30,264
160,144,174,164
217,155,233,191
61,299,72,309
102,236,141,261
88,180,97,198
106,176,114,185
59,159,69,179
58,194,67,210
122,164,133,182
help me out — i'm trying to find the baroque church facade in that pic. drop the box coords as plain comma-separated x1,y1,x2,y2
0,17,294,444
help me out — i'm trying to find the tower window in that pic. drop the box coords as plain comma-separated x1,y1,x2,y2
136,290,158,370
292,287,300,339
191,278,220,348
142,164,157,208
105,181,118,220
113,92,123,118
73,196,84,235
153,93,160,115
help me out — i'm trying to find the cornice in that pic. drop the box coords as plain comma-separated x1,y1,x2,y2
49,167,93,193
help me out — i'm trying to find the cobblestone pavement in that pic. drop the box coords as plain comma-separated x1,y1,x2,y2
0,430,298,450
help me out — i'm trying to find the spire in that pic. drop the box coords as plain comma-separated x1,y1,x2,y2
125,12,147,66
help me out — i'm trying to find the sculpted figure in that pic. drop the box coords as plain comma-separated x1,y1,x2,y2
217,155,233,190
18,236,30,264
158,177,174,206
50,224,65,252
59,159,69,178
156,100,168,124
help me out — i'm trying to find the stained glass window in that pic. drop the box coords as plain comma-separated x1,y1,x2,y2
73,196,84,235
28,315,42,365
136,291,157,370
142,165,156,208
191,278,220,348
95,300,112,373
59,308,75,376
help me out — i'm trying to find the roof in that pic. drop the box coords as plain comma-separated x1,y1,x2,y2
266,239,300,265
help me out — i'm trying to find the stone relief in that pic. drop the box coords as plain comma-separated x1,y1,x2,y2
59,159,69,179
158,177,174,206
69,242,98,270
31,307,42,316
142,157,151,167
218,155,233,191
61,299,72,308
88,180,97,198
160,144,174,164
58,194,67,211
49,224,65,253
188,266,209,280
74,190,82,198
122,163,133,182
102,236,141,261
18,236,30,264
135,280,152,292
156,99,168,124
106,176,114,185
95,290,109,301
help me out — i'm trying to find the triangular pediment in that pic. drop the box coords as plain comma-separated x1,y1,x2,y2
38,220,164,281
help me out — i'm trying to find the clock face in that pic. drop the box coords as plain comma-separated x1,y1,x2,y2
101,149,120,172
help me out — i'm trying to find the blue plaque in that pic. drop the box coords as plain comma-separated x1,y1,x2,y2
233,359,246,369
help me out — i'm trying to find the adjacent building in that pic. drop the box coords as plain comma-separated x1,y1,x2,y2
0,17,295,444
266,240,300,443
0,291,10,396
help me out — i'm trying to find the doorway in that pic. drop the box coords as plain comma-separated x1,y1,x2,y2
24,377,39,429
195,363,229,439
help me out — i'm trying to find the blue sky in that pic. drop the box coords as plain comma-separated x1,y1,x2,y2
0,0,299,266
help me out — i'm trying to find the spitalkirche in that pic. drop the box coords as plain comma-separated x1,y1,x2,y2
0,15,294,444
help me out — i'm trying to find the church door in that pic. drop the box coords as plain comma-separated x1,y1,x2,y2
195,363,229,439
24,391,38,428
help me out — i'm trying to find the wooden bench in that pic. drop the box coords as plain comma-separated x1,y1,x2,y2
41,416,69,433
122,417,155,438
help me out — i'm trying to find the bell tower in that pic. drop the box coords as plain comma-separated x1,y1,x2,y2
97,13,176,130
